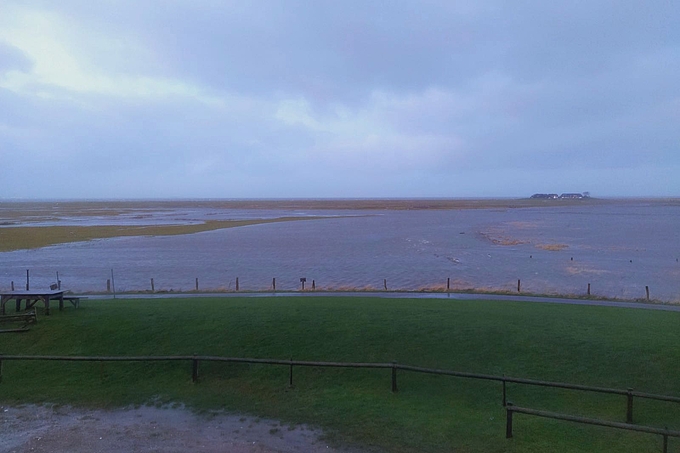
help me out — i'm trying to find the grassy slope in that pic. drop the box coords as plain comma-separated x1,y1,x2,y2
2,296,680,452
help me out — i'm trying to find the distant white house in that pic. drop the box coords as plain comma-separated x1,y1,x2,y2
530,192,591,199
559,193,585,199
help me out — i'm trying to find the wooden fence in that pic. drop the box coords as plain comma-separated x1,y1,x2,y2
506,404,680,453
10,267,663,301
2,354,680,426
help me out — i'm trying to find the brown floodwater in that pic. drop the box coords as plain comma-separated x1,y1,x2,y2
0,200,678,301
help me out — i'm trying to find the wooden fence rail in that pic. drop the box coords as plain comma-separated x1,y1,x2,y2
1,355,679,424
506,404,680,453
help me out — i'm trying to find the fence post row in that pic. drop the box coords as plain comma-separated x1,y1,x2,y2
15,276,653,297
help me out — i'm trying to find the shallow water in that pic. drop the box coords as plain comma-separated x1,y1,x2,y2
1,202,678,301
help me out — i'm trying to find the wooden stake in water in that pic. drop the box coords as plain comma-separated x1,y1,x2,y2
447,277,450,291
151,278,155,292
272,278,276,291
235,277,239,291
111,269,116,299
646,286,650,301
384,279,387,290
517,279,521,293
26,269,29,291
195,278,199,291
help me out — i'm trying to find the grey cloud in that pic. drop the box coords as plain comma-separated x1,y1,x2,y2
0,42,32,73
1,0,679,198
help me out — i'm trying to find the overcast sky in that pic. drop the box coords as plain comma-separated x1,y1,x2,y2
0,1,678,199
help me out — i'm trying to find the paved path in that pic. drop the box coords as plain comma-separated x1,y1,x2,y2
83,291,680,312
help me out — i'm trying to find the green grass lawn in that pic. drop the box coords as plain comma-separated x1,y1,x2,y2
2,296,680,452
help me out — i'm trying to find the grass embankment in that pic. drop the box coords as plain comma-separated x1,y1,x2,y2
0,217,322,252
2,297,680,453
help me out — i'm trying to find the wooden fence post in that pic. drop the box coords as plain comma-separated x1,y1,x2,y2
502,376,507,406
26,269,29,291
447,277,450,291
646,286,650,301
384,279,387,290
587,283,591,296
192,355,199,383
312,280,316,290
506,403,514,438
236,278,239,291
289,358,293,387
151,278,155,292
392,361,398,393
626,388,634,423
517,279,521,293
195,278,199,291
272,278,276,291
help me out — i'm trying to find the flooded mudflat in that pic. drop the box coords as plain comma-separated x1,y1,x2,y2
0,199,678,301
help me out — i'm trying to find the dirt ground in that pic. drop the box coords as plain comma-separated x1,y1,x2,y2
0,404,366,453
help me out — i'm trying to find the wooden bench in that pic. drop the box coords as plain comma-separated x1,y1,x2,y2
62,296,82,308
0,309,37,333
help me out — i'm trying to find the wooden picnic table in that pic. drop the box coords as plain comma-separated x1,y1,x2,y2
1,290,65,316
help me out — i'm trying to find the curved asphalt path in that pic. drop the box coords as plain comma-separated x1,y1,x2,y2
82,291,680,312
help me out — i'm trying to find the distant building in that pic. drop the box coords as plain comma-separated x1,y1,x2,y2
531,192,591,200
559,193,584,199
